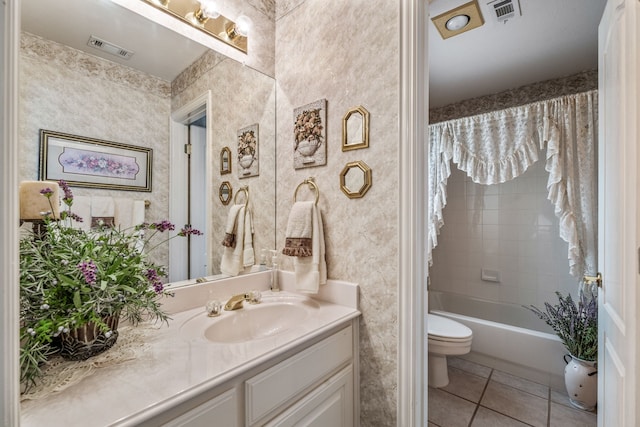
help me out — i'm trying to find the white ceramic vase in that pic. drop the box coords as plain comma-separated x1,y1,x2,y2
563,354,597,411
297,139,321,164
239,155,254,175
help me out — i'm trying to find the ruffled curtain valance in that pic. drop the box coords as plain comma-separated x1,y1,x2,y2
428,90,597,282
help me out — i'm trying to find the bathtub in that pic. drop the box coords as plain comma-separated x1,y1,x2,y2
429,291,567,389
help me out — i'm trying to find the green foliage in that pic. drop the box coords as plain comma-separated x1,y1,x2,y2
19,181,201,389
526,291,598,361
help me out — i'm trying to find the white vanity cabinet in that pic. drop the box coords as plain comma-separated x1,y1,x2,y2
157,322,358,427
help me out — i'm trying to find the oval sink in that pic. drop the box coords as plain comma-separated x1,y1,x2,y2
179,294,320,343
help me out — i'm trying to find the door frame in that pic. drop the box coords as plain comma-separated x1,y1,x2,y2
398,0,429,425
169,91,213,282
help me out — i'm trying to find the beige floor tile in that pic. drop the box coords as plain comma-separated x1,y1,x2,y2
441,367,489,403
480,381,548,427
491,369,549,399
428,387,477,427
550,388,572,408
549,401,597,427
448,357,492,378
471,406,531,427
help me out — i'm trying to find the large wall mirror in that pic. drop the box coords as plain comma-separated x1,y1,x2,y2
19,0,276,286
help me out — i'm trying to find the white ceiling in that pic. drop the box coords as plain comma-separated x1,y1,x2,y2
21,0,208,81
428,0,608,108
23,0,607,103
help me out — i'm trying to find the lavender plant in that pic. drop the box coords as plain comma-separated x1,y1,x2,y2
526,291,598,361
19,180,202,389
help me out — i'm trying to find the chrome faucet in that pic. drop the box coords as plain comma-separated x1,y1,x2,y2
224,293,249,311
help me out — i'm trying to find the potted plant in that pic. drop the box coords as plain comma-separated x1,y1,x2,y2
19,180,202,390
526,291,598,410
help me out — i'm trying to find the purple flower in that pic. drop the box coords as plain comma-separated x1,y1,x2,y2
146,268,164,294
151,220,175,232
40,188,54,198
77,260,97,286
58,180,74,206
179,225,203,236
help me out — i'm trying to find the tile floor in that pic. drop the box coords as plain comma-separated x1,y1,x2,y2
428,357,597,427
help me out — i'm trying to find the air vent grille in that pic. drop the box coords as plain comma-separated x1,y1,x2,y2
492,0,517,22
87,36,134,60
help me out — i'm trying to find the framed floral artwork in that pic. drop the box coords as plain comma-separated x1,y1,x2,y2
293,98,327,169
237,124,259,178
39,129,152,192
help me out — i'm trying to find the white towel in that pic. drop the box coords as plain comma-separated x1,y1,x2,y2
282,201,314,256
293,204,327,293
243,208,255,268
90,196,115,227
114,198,146,230
71,196,91,231
222,205,243,248
221,206,246,276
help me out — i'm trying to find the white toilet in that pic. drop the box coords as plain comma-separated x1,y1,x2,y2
428,313,473,388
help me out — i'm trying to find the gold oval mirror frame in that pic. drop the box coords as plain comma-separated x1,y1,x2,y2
342,105,370,151
219,181,233,205
220,146,231,175
340,160,372,199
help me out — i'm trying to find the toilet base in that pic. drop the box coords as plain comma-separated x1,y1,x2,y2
428,353,450,388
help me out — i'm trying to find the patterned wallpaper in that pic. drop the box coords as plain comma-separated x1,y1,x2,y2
171,56,276,275
429,69,598,123
19,32,172,268
275,0,400,424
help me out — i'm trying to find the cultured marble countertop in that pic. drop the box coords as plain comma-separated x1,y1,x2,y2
20,272,360,426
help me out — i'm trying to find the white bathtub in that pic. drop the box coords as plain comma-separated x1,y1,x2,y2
430,293,568,389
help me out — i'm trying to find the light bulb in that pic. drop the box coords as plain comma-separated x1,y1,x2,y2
199,0,220,19
445,14,470,31
235,15,252,37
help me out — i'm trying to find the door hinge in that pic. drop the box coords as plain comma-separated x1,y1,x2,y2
184,143,192,155
583,273,603,288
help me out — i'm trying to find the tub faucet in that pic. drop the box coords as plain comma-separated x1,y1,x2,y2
224,293,249,311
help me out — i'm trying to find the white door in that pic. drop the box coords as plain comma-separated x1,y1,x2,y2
597,0,639,425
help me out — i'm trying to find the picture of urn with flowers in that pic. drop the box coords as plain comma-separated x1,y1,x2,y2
293,99,327,169
237,124,259,178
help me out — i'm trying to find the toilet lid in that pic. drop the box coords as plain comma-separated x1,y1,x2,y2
428,314,472,340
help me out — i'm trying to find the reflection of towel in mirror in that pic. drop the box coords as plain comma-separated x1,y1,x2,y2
221,206,254,276
291,204,326,294
71,196,91,231
114,198,145,229
243,208,255,268
90,196,115,228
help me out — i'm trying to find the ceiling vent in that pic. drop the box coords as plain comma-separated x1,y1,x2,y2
489,0,520,23
87,36,134,60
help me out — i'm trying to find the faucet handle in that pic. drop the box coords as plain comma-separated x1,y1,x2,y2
206,299,222,317
248,290,262,304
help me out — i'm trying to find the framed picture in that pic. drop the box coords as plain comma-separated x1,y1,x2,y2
237,124,259,178
220,146,231,175
294,98,327,169
39,130,152,192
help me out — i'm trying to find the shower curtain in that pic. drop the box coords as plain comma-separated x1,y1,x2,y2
428,90,597,291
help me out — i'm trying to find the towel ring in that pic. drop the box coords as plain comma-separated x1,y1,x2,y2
294,177,320,205
234,186,249,205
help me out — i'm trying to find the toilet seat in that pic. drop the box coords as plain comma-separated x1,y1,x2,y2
428,314,472,341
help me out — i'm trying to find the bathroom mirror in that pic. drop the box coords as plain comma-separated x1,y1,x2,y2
219,182,232,205
220,147,231,175
19,0,276,285
342,105,370,151
340,160,372,199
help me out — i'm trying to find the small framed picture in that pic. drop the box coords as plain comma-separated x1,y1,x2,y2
293,98,327,169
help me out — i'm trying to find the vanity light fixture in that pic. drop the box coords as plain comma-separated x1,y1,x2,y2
432,0,484,39
141,0,249,53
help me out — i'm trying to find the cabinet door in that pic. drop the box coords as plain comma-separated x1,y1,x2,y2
164,388,238,427
265,365,353,427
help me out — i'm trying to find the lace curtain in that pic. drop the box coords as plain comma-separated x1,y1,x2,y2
428,90,598,284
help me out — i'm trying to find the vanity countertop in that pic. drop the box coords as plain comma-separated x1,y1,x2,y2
20,272,360,427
